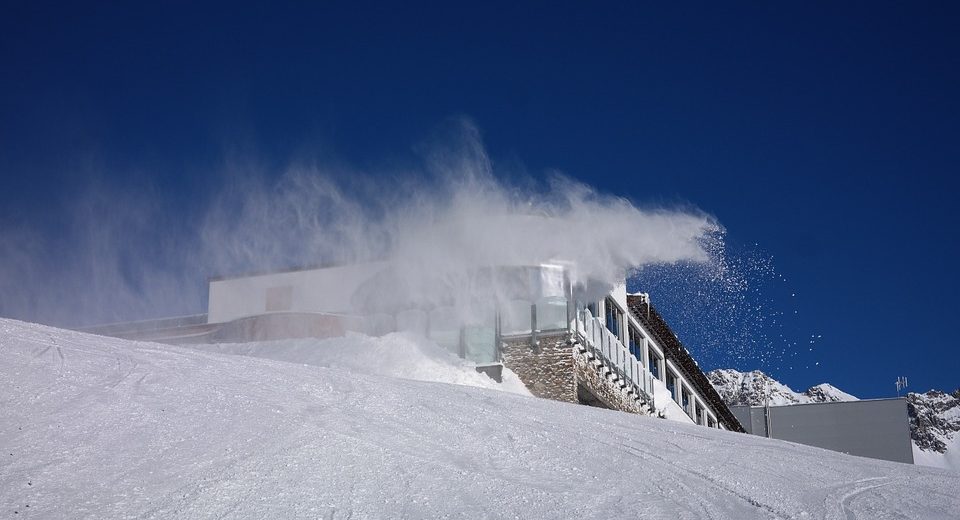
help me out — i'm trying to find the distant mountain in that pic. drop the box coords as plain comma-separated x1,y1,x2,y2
706,368,858,407
707,369,960,472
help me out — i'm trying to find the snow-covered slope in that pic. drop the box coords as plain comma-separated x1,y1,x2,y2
3,319,959,519
185,333,531,396
908,390,960,472
707,368,859,406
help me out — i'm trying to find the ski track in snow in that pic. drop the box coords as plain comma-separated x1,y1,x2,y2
1,318,959,519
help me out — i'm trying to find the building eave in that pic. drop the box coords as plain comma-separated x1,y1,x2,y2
626,295,746,433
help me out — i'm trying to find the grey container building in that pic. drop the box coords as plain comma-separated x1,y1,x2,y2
731,398,913,464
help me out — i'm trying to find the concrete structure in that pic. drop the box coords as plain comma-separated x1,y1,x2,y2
84,261,743,431
731,399,914,464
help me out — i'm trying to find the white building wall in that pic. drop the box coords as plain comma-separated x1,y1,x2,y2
611,282,628,313
653,377,694,424
207,262,386,324
207,263,731,429
629,307,728,429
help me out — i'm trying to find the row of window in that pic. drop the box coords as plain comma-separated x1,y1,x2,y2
600,297,720,429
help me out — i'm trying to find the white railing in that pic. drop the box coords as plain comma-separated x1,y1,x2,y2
576,309,655,408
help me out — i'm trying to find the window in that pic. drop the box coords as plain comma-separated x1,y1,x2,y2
648,348,661,380
500,300,533,335
667,372,677,402
708,416,717,429
586,301,599,319
536,297,568,331
681,386,691,415
695,403,704,425
604,298,621,337
628,327,643,361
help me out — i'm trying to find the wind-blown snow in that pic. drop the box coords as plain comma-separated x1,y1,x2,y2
3,319,959,519
184,332,531,396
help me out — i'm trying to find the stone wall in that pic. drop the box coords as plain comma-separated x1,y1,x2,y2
500,332,577,404
500,331,650,415
572,351,647,415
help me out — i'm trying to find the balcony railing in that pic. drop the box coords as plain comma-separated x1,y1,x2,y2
575,308,655,409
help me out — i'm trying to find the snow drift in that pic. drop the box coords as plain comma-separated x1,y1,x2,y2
185,332,531,396
2,319,959,519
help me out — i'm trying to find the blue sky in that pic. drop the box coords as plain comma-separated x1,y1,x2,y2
2,2,958,398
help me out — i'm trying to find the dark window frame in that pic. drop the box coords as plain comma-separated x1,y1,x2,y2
628,326,644,361
667,371,678,402
647,347,661,380
604,297,622,338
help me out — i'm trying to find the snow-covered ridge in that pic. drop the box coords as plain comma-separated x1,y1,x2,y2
706,368,858,407
2,319,959,518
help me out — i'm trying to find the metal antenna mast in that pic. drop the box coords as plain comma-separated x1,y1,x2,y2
895,376,909,397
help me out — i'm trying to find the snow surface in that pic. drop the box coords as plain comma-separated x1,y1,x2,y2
183,332,531,396
3,319,959,519
914,434,960,473
804,383,858,404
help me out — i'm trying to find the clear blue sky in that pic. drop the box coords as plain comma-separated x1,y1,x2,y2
2,2,958,398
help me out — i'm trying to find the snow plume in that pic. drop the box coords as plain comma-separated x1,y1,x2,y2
0,120,718,327
630,238,817,374
0,180,206,328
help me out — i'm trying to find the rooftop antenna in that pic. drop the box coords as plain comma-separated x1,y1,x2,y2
895,376,909,397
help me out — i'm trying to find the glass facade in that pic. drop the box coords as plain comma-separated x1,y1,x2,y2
428,306,461,355
500,299,533,335
536,297,568,331
406,263,574,365
425,304,500,364
464,324,496,364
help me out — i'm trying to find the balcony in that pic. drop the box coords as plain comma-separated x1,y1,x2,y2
574,308,656,411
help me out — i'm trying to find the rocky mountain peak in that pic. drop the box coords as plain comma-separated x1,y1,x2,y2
706,368,858,407
907,389,960,454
